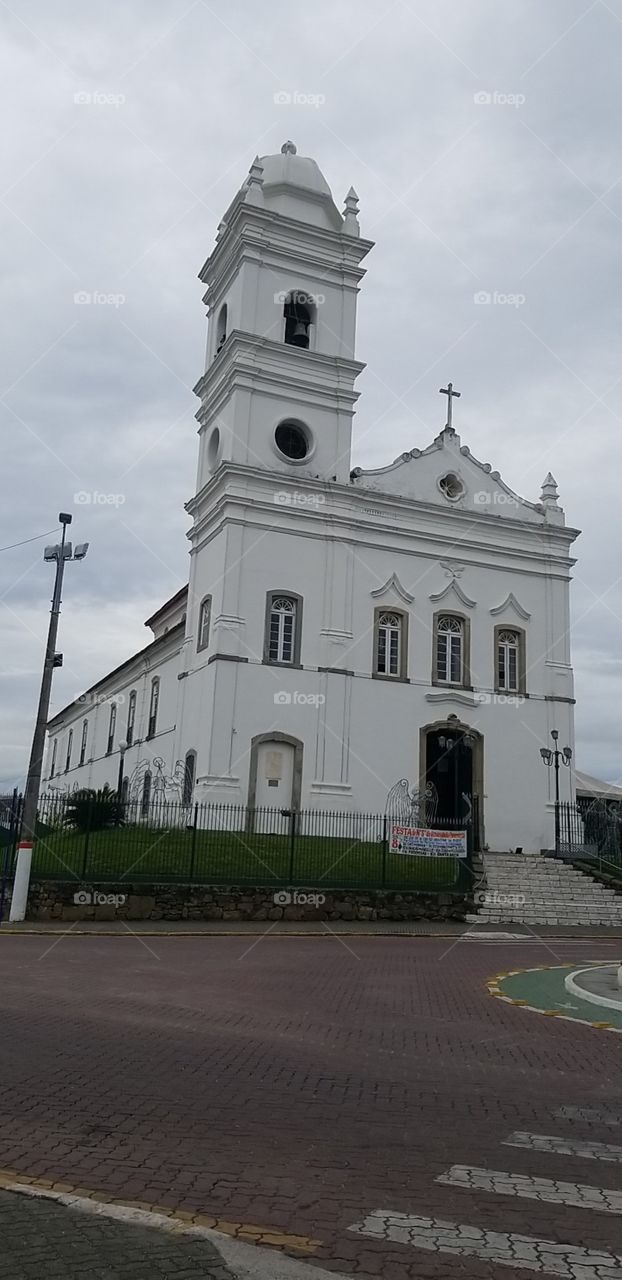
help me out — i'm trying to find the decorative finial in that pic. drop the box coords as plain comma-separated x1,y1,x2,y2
439,381,461,431
342,186,360,237
540,472,559,506
281,140,297,154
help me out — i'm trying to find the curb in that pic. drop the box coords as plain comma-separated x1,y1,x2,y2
486,965,622,1033
564,965,622,1013
0,1166,321,1256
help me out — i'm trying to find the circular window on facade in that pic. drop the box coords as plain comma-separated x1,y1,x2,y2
438,472,465,501
274,420,312,462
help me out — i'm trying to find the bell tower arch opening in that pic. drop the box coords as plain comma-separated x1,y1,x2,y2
283,290,316,350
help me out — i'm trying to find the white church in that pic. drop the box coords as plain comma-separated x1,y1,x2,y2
44,142,580,853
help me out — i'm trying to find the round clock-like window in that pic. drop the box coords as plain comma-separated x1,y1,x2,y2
274,420,311,462
438,472,465,500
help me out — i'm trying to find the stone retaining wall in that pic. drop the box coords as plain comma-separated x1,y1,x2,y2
27,882,470,922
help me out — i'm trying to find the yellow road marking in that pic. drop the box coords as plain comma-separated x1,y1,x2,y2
0,1167,320,1253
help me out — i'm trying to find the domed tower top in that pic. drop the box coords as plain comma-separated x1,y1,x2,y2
241,141,345,231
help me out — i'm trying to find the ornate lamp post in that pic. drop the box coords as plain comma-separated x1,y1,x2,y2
116,739,128,822
540,730,572,855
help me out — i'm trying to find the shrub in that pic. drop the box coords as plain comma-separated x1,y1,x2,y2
64,785,124,832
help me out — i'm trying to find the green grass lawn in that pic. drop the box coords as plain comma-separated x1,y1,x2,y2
30,822,467,892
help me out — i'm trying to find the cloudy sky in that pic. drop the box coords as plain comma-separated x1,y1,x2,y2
2,0,622,789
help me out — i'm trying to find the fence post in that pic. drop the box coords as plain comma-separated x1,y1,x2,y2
381,814,387,887
189,803,198,883
288,810,297,884
81,797,92,880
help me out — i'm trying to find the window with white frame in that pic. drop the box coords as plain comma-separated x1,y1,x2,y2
50,738,58,777
197,596,211,651
65,729,73,772
79,719,88,766
436,615,464,684
106,702,117,755
268,596,298,664
147,678,159,738
497,628,520,692
375,611,404,677
126,690,137,746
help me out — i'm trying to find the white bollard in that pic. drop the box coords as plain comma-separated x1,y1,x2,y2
8,843,33,922
617,963,622,990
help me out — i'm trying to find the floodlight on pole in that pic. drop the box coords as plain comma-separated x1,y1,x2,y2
9,515,90,922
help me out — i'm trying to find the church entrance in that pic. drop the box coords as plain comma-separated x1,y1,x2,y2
422,721,482,851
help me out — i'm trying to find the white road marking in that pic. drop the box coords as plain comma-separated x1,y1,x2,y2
437,1164,622,1214
349,1210,622,1277
556,1105,621,1127
504,1132,622,1163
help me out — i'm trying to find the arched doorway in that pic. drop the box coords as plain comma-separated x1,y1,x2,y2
419,717,483,850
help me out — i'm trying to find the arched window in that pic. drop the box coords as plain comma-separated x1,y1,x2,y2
496,627,525,693
121,775,130,804
65,729,73,773
147,677,159,739
183,750,196,805
141,770,152,817
436,615,464,685
50,738,58,778
197,596,211,651
106,702,117,755
79,719,88,766
283,290,315,349
126,690,137,746
374,610,407,678
265,593,301,665
215,303,227,355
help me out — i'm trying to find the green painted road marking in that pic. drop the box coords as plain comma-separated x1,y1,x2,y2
489,965,622,1032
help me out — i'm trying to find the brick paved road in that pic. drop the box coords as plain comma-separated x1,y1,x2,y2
0,934,620,1278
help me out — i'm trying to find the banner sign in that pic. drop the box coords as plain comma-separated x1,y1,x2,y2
390,825,467,858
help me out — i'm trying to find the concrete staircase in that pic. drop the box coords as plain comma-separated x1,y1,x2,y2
466,852,622,927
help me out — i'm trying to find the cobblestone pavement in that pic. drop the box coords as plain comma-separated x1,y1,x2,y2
0,1187,235,1279
0,934,621,1279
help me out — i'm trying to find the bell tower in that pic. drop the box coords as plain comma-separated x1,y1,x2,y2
192,142,373,491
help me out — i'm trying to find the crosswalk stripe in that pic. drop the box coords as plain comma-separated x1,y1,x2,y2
556,1105,621,1128
503,1131,622,1163
349,1210,622,1277
437,1164,622,1214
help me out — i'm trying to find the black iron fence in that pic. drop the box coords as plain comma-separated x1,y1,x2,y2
556,800,622,879
16,792,478,893
0,790,21,916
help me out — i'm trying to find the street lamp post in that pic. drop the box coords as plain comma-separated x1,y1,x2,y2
116,740,128,823
539,729,572,856
9,515,89,922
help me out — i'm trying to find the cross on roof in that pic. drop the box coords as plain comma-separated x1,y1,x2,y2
439,382,461,430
